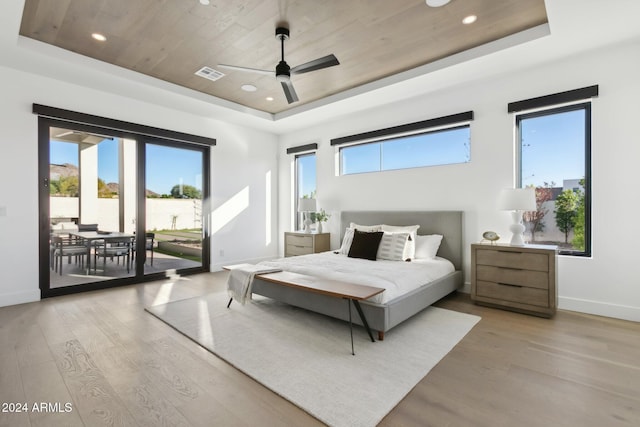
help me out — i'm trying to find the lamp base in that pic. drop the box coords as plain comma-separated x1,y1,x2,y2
303,218,312,233
509,211,526,246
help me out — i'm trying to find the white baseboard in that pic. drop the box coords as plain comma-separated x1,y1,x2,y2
0,289,40,308
210,255,279,272
558,296,640,322
460,282,471,294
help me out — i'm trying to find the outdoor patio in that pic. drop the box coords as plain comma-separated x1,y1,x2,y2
49,251,201,289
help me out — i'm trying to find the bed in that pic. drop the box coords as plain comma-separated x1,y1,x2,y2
251,211,464,339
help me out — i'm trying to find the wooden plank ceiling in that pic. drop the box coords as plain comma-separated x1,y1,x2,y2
19,0,547,114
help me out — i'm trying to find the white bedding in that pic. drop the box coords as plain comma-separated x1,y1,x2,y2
258,251,455,304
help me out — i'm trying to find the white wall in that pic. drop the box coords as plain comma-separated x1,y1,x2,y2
278,39,640,322
0,65,279,307
50,197,205,232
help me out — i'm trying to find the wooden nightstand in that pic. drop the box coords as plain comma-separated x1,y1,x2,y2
471,243,558,317
284,232,330,257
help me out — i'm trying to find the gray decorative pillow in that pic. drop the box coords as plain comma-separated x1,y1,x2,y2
377,232,410,261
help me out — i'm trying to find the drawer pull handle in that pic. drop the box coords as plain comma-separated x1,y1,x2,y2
497,282,522,288
497,250,523,254
498,267,523,271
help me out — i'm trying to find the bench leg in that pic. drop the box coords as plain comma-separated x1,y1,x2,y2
226,298,233,308
352,300,375,343
348,299,354,356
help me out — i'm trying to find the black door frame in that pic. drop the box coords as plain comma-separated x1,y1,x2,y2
36,105,214,298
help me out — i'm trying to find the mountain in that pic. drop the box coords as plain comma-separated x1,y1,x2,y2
49,163,160,197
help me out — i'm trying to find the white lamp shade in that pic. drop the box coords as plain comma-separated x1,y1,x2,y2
297,198,316,212
498,188,536,211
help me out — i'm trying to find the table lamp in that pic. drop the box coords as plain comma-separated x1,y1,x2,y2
297,198,316,233
498,188,536,246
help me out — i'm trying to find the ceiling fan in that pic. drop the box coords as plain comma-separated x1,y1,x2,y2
218,26,340,104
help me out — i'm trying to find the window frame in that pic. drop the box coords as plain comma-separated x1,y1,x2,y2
515,101,592,257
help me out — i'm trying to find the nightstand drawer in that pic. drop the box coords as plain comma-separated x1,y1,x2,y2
476,249,549,272
285,244,314,256
285,234,313,248
476,280,549,307
476,265,548,290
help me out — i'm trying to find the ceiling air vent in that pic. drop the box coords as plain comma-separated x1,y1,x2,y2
195,66,225,81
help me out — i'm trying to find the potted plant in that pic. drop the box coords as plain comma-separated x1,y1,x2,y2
314,209,330,233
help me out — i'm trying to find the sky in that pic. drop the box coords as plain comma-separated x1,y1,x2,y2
341,126,469,175
50,139,203,195
520,109,585,188
297,153,316,198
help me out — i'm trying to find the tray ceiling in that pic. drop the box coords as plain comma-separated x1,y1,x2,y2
19,0,547,114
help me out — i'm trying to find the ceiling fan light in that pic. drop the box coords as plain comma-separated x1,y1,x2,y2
426,0,450,7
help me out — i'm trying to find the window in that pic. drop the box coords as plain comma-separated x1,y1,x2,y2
295,152,316,230
330,111,473,176
339,125,470,175
516,103,591,256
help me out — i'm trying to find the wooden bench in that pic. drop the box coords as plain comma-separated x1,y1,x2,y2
226,269,384,355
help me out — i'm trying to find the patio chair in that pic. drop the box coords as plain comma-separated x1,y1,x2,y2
94,236,133,274
145,232,155,265
77,223,99,231
51,234,87,275
132,232,155,266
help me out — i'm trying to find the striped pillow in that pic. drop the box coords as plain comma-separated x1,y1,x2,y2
376,232,410,261
381,224,420,260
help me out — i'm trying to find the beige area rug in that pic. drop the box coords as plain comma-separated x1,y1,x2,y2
146,292,480,427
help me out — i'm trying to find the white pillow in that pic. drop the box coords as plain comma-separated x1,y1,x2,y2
339,228,355,254
377,232,410,261
381,224,420,259
414,234,443,259
349,223,382,232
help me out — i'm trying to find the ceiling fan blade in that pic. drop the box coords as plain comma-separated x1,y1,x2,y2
218,64,273,76
281,80,299,104
291,54,340,74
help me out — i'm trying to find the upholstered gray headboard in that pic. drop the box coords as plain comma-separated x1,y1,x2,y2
339,211,463,271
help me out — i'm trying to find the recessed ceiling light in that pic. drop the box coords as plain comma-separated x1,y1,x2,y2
462,15,477,25
241,84,257,92
199,0,210,5
265,97,274,101
426,0,450,6
91,33,106,42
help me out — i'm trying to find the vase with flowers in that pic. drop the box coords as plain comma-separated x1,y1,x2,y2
314,209,330,233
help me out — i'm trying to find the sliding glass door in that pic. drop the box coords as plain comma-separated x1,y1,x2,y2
48,126,137,288
143,142,204,275
40,117,210,296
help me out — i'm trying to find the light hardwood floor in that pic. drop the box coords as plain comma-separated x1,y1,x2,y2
1,271,638,426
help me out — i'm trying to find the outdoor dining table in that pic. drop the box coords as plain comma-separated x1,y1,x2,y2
68,231,135,274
